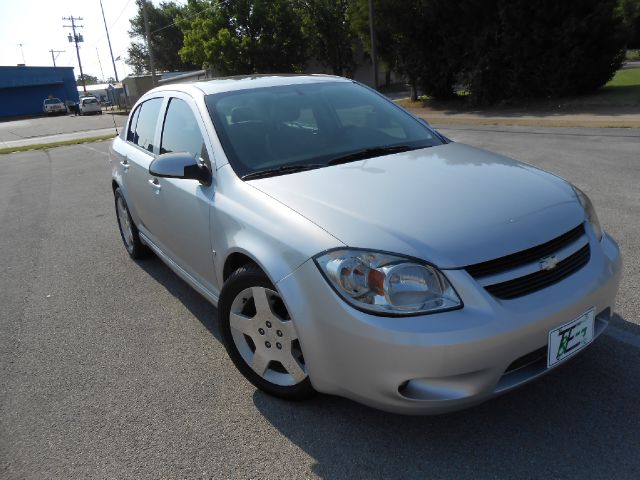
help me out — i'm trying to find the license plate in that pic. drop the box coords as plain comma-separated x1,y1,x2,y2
547,308,595,368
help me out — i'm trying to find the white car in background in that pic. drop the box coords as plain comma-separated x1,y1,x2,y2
43,98,67,115
78,96,102,115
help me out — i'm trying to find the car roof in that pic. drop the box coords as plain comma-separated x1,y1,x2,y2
144,74,353,98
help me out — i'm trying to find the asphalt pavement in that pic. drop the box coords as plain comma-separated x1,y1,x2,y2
1,126,639,479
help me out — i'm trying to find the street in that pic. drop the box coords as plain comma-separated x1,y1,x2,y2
0,113,125,149
1,126,639,478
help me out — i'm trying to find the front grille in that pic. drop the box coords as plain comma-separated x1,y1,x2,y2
465,224,585,278
484,244,590,299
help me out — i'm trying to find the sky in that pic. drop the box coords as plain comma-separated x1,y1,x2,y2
0,0,168,81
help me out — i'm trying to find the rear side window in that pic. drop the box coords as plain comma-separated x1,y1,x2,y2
160,98,209,161
126,106,141,143
132,97,163,153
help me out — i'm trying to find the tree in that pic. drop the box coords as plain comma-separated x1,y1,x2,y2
77,74,99,86
127,0,198,74
178,0,307,75
349,0,456,100
352,0,627,104
456,0,627,104
619,0,640,48
300,0,359,77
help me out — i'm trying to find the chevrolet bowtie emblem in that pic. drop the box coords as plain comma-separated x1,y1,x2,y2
539,255,559,271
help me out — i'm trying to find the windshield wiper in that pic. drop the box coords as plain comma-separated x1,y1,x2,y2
241,163,325,180
326,145,419,166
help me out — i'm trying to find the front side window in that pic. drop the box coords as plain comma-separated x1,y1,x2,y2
205,82,443,178
132,97,163,153
160,98,209,161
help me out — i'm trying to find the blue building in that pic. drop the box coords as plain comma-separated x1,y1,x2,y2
0,66,79,118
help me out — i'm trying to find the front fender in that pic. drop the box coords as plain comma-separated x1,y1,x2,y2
212,166,343,287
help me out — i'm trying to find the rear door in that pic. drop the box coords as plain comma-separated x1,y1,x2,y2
120,96,165,242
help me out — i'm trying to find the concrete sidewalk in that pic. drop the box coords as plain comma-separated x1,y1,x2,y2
0,127,118,149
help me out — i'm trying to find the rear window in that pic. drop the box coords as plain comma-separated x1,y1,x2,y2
44,98,62,105
83,98,98,105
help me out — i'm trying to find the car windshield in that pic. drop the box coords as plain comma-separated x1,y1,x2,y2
44,98,62,104
83,98,98,104
205,82,444,179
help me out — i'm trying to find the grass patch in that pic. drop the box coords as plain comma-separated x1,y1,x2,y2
606,67,640,87
0,134,116,155
579,67,640,106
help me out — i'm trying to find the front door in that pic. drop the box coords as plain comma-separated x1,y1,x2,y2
143,94,218,294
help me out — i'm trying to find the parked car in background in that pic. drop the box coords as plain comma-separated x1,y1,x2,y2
78,96,102,115
110,75,621,415
43,98,67,115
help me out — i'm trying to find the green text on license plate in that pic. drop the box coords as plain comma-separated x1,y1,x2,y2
547,308,595,368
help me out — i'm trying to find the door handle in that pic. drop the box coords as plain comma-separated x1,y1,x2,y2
148,178,161,192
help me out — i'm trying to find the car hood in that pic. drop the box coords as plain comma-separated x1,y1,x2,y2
248,143,585,268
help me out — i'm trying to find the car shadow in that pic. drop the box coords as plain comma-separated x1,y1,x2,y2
135,255,221,341
252,315,640,479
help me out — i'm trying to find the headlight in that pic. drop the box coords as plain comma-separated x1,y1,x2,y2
572,186,603,241
314,249,461,316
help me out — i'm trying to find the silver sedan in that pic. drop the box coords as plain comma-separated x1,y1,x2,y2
110,75,621,414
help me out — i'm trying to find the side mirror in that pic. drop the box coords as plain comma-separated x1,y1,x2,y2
149,152,211,185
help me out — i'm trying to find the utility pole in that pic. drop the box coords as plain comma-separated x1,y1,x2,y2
17,43,26,64
142,1,157,86
63,15,87,95
368,0,378,90
99,0,119,83
49,49,64,67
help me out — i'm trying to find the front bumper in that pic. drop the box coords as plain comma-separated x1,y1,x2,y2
276,232,622,414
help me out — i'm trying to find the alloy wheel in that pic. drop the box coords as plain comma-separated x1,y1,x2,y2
229,286,307,386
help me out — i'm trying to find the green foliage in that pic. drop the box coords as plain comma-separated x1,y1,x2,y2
300,0,359,77
77,74,99,85
456,0,627,104
354,0,626,104
619,0,640,48
178,0,307,75
127,0,198,74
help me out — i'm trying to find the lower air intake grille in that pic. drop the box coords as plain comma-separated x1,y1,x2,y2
484,244,591,300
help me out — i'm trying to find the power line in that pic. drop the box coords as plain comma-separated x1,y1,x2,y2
100,0,121,82
86,0,133,49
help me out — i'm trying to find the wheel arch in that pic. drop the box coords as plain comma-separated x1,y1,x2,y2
223,251,260,281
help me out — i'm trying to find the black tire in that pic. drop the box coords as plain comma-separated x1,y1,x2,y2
114,187,149,259
218,264,315,401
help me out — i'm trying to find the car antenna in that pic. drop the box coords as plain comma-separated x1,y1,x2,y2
110,107,119,136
